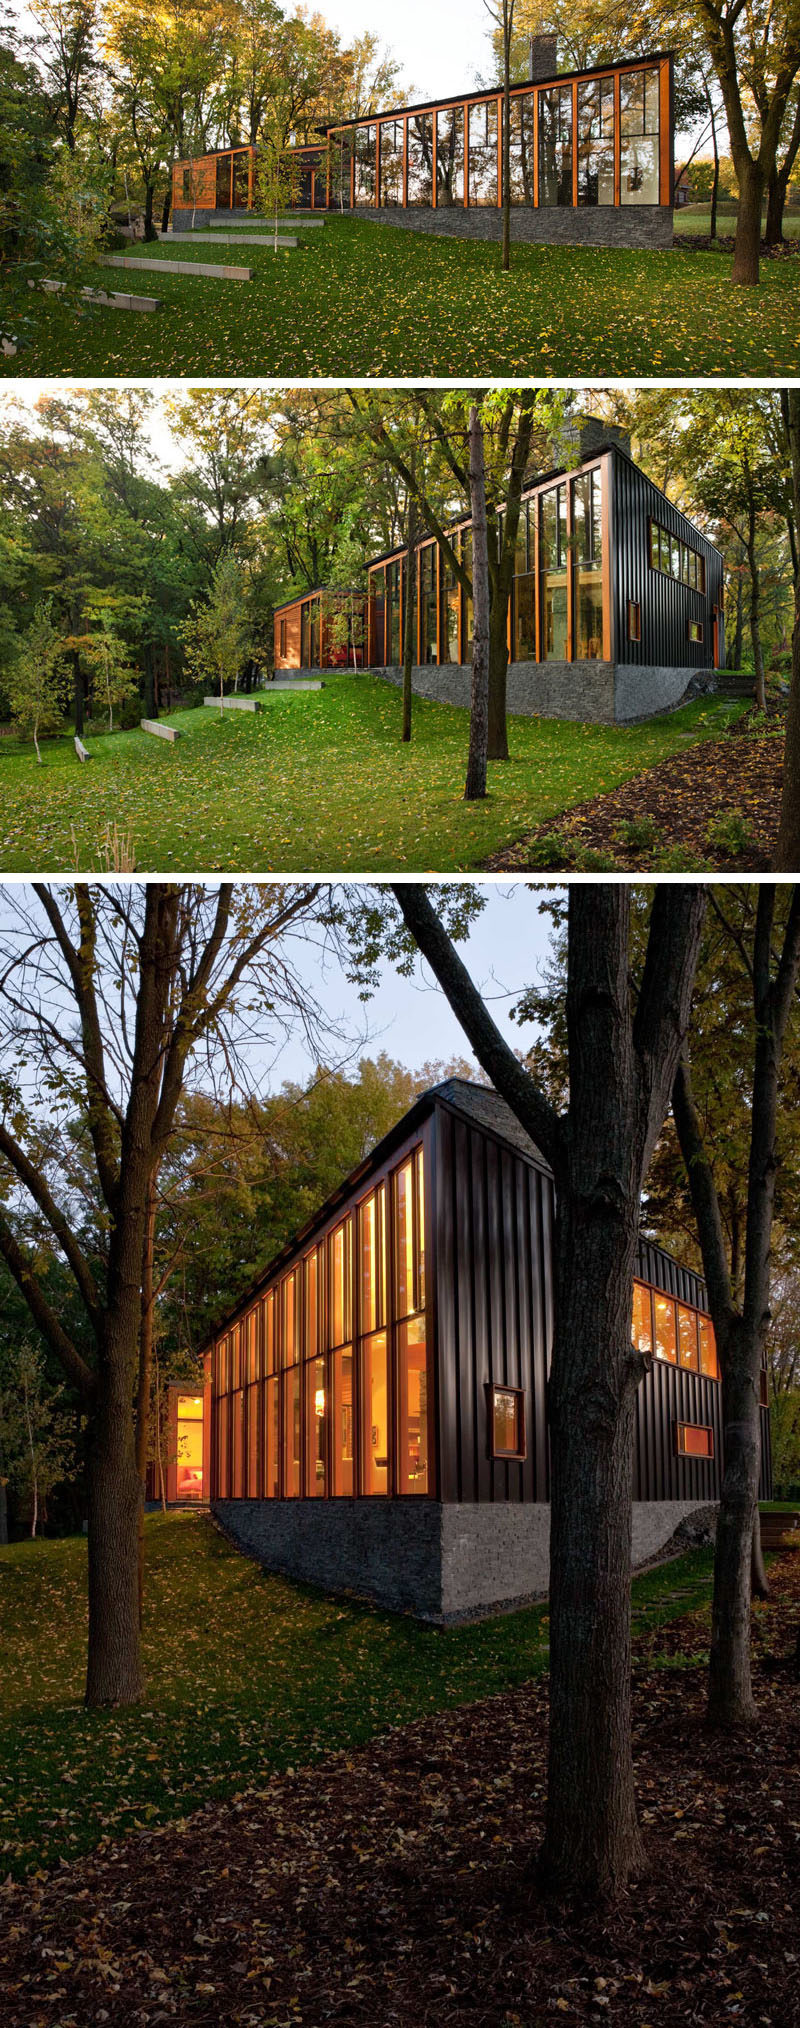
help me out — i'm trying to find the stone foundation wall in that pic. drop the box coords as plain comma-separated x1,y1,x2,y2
171,204,673,248
350,204,673,249
373,659,699,724
214,1497,715,1625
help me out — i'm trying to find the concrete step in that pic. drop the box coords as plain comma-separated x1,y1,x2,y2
101,254,250,282
159,231,298,249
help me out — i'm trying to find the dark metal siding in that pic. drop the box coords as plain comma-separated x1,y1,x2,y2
610,447,724,672
433,1099,554,1504
432,1116,772,1506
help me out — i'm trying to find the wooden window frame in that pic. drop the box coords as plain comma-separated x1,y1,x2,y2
487,1382,527,1461
627,599,641,642
689,619,704,644
674,1420,714,1460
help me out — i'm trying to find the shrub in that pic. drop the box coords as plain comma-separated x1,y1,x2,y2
706,807,756,858
613,814,659,853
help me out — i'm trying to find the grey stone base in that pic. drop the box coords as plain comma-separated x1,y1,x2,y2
350,204,673,249
372,659,709,725
214,1497,715,1624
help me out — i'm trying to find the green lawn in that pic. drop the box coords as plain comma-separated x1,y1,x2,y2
6,215,800,376
676,204,800,237
0,679,744,873
0,1511,716,1879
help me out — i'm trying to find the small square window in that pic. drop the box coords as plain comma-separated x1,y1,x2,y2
627,600,641,642
689,619,704,644
675,1421,714,1459
489,1384,526,1460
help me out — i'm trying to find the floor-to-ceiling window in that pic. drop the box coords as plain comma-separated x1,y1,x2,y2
538,86,572,205
214,1143,429,1501
387,559,402,663
513,499,536,660
577,78,615,205
436,105,464,206
540,483,568,658
572,466,604,658
176,1394,205,1500
620,67,660,204
508,91,535,204
419,543,438,662
354,123,376,203
440,533,461,663
407,113,434,204
468,99,498,205
380,119,404,205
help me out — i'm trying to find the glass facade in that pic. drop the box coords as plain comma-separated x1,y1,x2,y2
540,482,568,660
213,1145,429,1500
577,79,615,205
419,543,438,662
572,467,604,659
620,66,660,204
436,105,464,206
183,62,665,223
176,1394,205,1499
380,119,404,205
508,93,535,204
407,112,434,204
539,86,572,206
468,99,498,205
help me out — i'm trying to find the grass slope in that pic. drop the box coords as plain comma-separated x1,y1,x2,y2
6,217,800,376
0,680,744,874
0,1511,717,1879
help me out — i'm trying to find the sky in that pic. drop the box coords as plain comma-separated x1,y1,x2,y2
266,881,557,1087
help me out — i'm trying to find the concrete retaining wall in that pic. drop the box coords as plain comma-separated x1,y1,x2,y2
214,1496,715,1624
373,659,698,724
350,204,673,249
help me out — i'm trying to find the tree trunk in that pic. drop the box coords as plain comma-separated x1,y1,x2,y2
72,649,85,736
751,1506,769,1599
85,1362,145,1707
774,392,800,869
733,572,743,668
732,158,763,286
747,531,767,711
0,1476,7,1546
402,500,416,743
501,18,511,274
765,168,784,246
135,1173,157,1627
708,1320,762,1724
542,1201,646,1895
710,107,720,240
161,187,171,233
487,598,510,762
465,406,490,800
143,179,156,242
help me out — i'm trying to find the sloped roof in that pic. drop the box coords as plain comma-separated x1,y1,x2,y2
428,1078,551,1170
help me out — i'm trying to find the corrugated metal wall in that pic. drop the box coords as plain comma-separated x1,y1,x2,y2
432,1101,771,1505
611,448,725,672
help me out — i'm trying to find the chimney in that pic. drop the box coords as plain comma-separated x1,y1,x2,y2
529,33,558,82
578,416,632,462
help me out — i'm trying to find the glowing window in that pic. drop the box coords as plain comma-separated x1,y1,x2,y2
698,1315,718,1380
331,1347,354,1494
490,1385,525,1460
654,1293,677,1364
677,1304,699,1371
176,1394,204,1501
363,1331,389,1494
675,1421,714,1459
306,1355,326,1496
632,1280,652,1353
398,1316,428,1493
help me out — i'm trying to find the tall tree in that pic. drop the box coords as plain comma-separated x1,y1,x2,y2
0,883,350,1705
671,886,800,1723
389,882,706,1897
774,390,800,870
464,405,490,799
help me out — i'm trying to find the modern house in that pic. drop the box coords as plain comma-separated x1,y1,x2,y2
171,45,674,249
272,424,725,724
145,1360,212,1506
202,1079,771,1623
